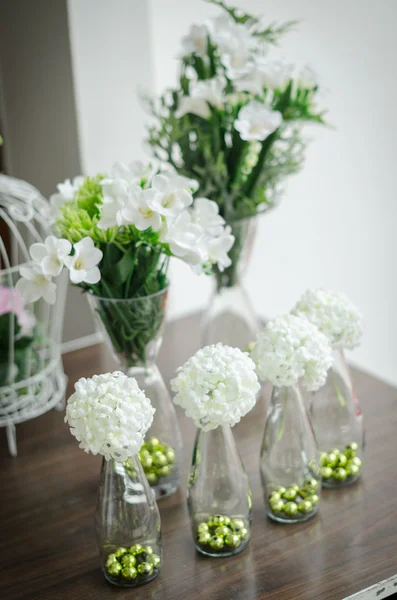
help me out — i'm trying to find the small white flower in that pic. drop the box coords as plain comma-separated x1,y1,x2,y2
293,288,363,350
97,179,131,230
236,57,294,94
181,23,208,57
16,264,57,305
111,160,152,184
29,236,72,277
65,371,155,461
149,174,193,222
175,78,224,119
252,314,333,391
162,210,205,267
64,237,103,285
191,197,225,236
234,101,282,141
122,188,162,231
221,45,252,80
171,343,260,431
50,176,84,215
206,228,234,272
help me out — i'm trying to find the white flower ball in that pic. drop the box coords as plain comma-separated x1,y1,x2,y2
171,343,260,431
65,371,155,461
252,314,333,391
293,288,363,349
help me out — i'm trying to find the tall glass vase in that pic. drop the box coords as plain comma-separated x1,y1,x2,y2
310,350,365,488
87,289,183,499
201,217,260,350
187,425,252,558
260,385,321,523
95,455,162,588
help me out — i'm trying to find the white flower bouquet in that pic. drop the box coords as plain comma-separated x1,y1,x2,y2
16,162,233,366
146,0,326,286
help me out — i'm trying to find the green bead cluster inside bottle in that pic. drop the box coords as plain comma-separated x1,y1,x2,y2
105,544,161,585
195,515,249,554
268,478,320,521
138,437,176,486
321,442,362,485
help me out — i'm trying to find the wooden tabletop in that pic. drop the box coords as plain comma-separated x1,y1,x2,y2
1,313,397,600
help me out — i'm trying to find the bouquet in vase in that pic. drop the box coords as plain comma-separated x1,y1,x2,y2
146,0,327,346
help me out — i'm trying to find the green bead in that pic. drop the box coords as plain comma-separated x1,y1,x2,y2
345,442,358,458
144,546,153,556
138,562,153,576
212,514,226,526
240,527,249,540
121,566,137,580
165,449,176,464
225,533,241,548
106,554,118,567
311,494,319,506
347,463,360,477
351,456,362,468
140,447,150,456
222,516,231,526
197,522,209,534
156,465,170,478
333,467,347,481
275,486,286,495
209,535,224,550
337,454,348,467
269,491,281,502
284,502,298,516
297,500,313,514
304,478,319,491
153,451,167,467
270,499,284,514
114,547,127,558
146,472,158,485
320,452,328,466
330,448,341,457
150,554,161,568
198,532,211,544
291,484,300,492
121,554,136,567
230,518,245,532
107,562,122,577
348,442,359,451
326,452,338,468
215,526,230,537
141,455,153,470
283,487,297,501
128,544,143,555
321,466,333,480
152,444,165,453
148,437,160,448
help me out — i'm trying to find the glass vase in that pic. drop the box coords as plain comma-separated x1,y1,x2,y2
95,455,162,588
260,385,321,524
201,217,260,351
87,289,183,499
187,425,252,558
310,350,365,488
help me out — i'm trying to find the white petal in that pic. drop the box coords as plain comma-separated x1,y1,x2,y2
30,243,47,263
82,266,101,284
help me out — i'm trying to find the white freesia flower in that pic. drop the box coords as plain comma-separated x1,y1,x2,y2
172,343,260,431
206,227,234,272
149,174,193,222
16,264,57,305
97,178,132,229
111,160,152,184
236,57,294,94
293,289,363,350
221,45,252,80
65,371,155,461
175,78,224,119
29,236,72,277
64,237,103,284
49,176,84,214
122,187,162,231
234,101,282,141
162,210,205,267
252,314,333,391
191,197,225,236
181,23,208,57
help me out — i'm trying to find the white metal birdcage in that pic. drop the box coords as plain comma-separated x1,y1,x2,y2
0,174,67,456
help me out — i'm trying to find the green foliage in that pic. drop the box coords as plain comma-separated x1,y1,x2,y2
0,313,35,387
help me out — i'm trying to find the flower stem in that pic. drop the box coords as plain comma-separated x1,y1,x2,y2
277,388,288,441
332,374,346,407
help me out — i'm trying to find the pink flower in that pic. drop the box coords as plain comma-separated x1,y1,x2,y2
0,285,36,336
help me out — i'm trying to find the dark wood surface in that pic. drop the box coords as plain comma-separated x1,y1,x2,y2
1,313,397,600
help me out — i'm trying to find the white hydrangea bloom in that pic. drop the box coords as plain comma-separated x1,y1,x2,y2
252,314,333,391
65,371,155,461
293,288,363,350
171,343,260,431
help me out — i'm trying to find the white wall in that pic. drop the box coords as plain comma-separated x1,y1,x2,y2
149,0,397,386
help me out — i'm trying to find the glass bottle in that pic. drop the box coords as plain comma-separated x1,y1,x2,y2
260,385,321,523
187,425,252,557
87,289,183,499
201,217,260,350
310,349,365,487
95,455,162,588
